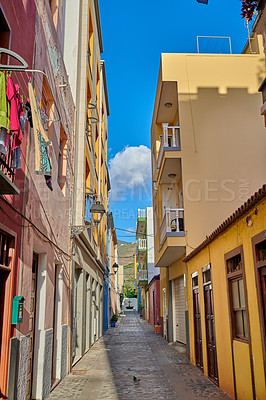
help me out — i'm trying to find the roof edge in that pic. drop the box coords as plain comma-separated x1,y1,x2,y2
183,184,266,263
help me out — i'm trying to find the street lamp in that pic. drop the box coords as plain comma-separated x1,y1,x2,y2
90,200,105,226
112,263,119,274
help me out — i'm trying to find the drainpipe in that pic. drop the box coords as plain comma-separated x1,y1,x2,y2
167,267,174,343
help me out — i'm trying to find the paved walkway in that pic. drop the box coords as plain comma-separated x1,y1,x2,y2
48,313,230,400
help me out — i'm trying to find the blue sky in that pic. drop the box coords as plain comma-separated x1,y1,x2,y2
100,0,251,242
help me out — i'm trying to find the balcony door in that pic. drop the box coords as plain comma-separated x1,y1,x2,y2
162,184,178,211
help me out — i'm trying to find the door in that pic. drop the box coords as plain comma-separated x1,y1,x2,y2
51,264,62,386
259,266,266,350
203,273,219,384
193,284,203,371
163,288,167,339
0,270,8,366
153,290,155,326
26,253,38,400
173,276,186,344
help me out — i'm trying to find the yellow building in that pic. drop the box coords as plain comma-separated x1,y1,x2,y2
184,185,266,400
64,0,110,363
151,37,266,345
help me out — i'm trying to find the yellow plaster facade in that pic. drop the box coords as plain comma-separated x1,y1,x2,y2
151,37,266,344
185,194,266,400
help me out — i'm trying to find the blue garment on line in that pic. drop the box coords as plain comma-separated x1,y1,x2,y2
84,195,91,222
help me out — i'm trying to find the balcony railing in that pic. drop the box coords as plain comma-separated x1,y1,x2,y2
136,238,147,262
138,238,147,250
160,207,184,244
0,142,19,195
158,123,181,169
137,269,148,286
138,209,146,219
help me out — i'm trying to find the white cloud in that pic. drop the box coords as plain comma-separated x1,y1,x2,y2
109,145,151,203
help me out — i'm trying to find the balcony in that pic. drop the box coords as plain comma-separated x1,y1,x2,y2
136,209,146,239
136,238,147,262
137,269,148,287
0,145,20,195
160,207,185,245
158,123,181,170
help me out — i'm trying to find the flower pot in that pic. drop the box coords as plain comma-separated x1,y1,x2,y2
111,321,116,327
154,325,161,334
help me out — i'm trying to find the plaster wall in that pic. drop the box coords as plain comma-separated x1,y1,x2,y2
152,47,266,274
186,199,266,400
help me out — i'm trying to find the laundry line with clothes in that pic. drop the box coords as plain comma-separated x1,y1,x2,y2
0,66,61,191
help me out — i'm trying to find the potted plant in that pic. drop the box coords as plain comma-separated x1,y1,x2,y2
111,314,118,327
154,322,161,334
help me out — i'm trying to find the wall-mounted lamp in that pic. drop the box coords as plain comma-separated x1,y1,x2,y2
164,102,172,108
112,263,119,274
168,173,176,178
90,201,105,226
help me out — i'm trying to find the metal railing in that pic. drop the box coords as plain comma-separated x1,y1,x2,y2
158,123,180,168
137,269,148,282
138,209,146,218
0,142,15,183
160,207,184,244
138,238,147,250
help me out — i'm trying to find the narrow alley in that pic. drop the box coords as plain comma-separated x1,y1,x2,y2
48,314,229,400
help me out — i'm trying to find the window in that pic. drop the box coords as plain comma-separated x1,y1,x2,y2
0,230,15,271
255,238,266,263
57,125,67,194
225,248,249,341
0,7,11,65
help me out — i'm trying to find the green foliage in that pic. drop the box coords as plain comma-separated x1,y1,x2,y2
111,314,118,323
124,285,135,298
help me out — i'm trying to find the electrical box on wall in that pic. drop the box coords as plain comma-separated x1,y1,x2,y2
11,296,24,324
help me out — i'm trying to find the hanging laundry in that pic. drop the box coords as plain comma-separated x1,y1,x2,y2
12,146,21,169
28,81,52,176
20,113,26,136
6,75,23,149
24,101,33,128
0,71,10,133
84,194,91,222
0,127,10,155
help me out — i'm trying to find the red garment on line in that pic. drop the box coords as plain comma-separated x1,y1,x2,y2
6,75,23,149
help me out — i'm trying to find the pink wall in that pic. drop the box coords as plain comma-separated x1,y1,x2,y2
149,276,160,327
20,0,75,338
0,1,36,396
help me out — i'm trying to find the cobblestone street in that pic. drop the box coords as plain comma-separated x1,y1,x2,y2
48,313,230,400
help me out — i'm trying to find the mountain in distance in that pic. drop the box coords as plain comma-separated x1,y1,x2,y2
118,241,137,267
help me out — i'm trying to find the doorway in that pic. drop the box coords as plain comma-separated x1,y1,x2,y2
26,253,38,400
202,265,219,385
192,273,203,371
253,234,266,371
51,264,62,387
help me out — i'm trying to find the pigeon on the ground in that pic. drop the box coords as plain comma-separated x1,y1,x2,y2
133,376,140,385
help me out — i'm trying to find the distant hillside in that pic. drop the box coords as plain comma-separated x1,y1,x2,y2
117,239,128,246
118,241,137,266
123,263,135,287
